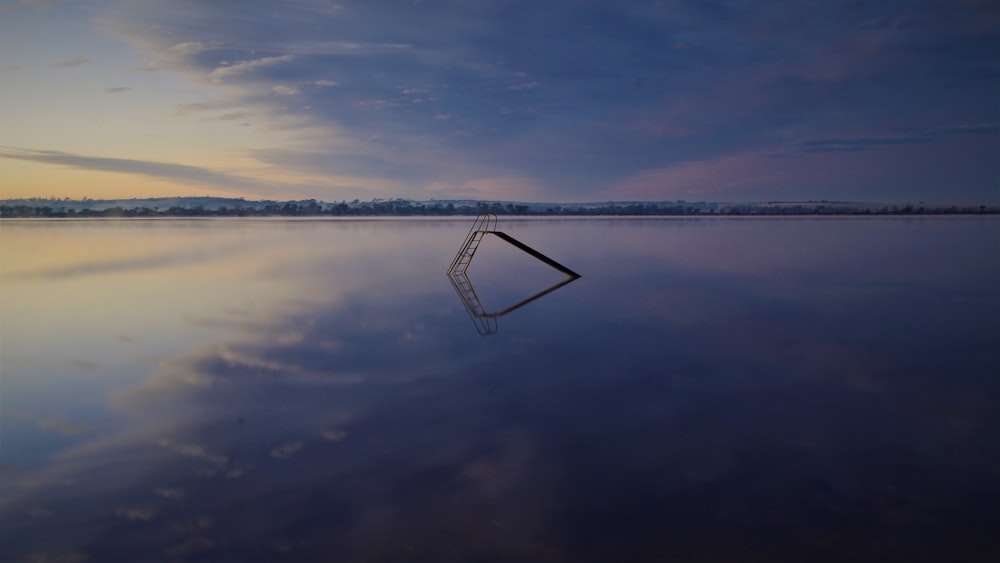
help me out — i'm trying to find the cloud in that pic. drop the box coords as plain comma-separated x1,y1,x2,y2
53,55,89,68
10,243,248,281
607,151,788,200
38,417,88,436
158,439,228,467
269,441,304,459
126,41,221,72
23,549,89,563
115,507,155,521
166,538,215,557
209,55,294,82
0,147,286,196
174,100,254,118
321,430,349,442
167,41,212,57
174,102,214,115
271,84,299,96
87,0,1000,202
217,111,253,121
104,87,132,94
20,0,72,7
931,123,1000,136
152,487,185,499
797,136,934,153
70,359,101,373
507,82,540,91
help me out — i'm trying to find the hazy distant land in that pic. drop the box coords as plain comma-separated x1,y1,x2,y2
2,196,997,218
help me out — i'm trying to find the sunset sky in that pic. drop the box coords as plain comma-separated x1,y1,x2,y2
1,0,997,203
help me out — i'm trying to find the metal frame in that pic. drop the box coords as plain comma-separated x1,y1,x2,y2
447,213,498,275
446,214,580,334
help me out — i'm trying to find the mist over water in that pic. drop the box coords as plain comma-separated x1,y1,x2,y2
1,217,998,561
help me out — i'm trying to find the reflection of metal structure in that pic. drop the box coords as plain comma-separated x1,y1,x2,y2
447,214,581,335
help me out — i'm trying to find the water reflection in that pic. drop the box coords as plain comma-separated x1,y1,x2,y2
1,217,998,561
448,270,580,335
447,215,580,335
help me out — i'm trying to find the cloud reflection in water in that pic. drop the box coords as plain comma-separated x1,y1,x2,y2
1,217,998,561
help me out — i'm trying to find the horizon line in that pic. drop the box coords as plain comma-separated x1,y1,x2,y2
3,195,996,206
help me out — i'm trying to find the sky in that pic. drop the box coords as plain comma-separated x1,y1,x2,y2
0,0,997,203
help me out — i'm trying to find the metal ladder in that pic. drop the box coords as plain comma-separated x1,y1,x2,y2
447,213,497,275
446,270,498,335
445,212,580,336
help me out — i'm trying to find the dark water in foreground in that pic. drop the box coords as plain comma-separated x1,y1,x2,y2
1,217,998,562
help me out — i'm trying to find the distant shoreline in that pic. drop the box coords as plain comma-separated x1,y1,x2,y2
2,197,997,218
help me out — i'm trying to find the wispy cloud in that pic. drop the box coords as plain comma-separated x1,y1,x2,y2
22,548,89,563
175,101,226,115
9,242,248,281
115,507,155,521
321,430,349,442
216,111,253,121
166,538,215,557
0,147,283,195
38,416,88,436
507,82,540,91
159,439,228,467
284,40,411,55
167,41,213,57
269,440,304,459
797,136,934,153
210,55,294,82
271,84,299,96
53,55,89,68
69,359,101,373
104,86,132,94
931,123,1000,136
152,487,185,499
127,41,220,72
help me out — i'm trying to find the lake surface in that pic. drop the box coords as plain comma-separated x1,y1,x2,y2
1,216,998,562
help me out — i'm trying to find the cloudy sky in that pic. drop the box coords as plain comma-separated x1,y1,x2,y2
1,0,997,203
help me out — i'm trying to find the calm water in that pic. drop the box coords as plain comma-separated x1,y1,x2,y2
1,217,998,562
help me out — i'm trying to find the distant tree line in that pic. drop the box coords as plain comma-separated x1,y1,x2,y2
1,199,996,218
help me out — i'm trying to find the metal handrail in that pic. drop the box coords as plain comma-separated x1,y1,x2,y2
447,270,498,334
445,213,580,335
447,213,497,274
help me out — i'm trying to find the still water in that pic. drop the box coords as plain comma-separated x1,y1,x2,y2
1,217,998,561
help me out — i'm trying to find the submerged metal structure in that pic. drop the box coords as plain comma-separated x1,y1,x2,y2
447,214,580,334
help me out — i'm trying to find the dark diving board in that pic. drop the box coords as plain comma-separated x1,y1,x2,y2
491,231,581,279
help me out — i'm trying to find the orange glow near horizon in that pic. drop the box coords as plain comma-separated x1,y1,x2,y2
0,161,246,200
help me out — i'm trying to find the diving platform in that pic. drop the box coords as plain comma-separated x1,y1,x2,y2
446,214,580,334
